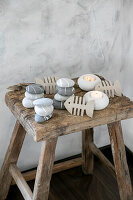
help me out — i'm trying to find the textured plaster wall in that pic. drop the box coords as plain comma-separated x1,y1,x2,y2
0,0,133,170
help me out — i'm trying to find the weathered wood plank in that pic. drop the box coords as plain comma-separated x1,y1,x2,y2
82,128,94,174
108,121,133,200
0,121,26,200
33,138,58,200
11,157,83,185
89,142,115,178
5,78,133,142
9,164,33,200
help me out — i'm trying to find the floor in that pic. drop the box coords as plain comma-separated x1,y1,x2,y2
6,146,133,200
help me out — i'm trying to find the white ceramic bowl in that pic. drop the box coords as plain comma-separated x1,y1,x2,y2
78,74,101,91
84,91,109,110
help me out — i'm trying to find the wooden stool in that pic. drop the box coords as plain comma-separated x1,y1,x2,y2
0,77,133,200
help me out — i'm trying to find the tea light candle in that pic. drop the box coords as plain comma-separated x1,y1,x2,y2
78,74,101,91
84,91,109,110
90,91,103,99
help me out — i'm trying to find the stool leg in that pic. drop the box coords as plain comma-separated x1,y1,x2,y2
82,128,94,175
108,121,133,200
33,137,58,200
0,120,26,200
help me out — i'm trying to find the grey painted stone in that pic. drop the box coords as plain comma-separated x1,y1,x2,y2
53,98,66,110
33,98,53,107
57,78,75,88
54,93,71,102
35,113,53,123
34,105,54,117
56,86,75,96
25,91,44,100
22,97,34,108
26,84,44,94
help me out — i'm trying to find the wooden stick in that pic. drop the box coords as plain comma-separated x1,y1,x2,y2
11,157,83,185
33,138,58,200
82,128,94,174
9,164,33,200
108,121,133,200
0,121,26,199
89,142,115,178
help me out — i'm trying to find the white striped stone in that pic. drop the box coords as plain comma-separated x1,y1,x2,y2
57,78,75,88
22,98,34,108
25,92,44,100
34,105,54,117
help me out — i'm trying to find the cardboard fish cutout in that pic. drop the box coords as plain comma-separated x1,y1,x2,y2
64,96,94,118
95,80,122,98
35,76,59,94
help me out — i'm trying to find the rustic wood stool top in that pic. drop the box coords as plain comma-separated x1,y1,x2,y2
5,77,133,142
1,75,133,200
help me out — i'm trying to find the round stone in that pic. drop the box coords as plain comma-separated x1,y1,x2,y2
26,84,44,94
25,92,44,100
57,78,75,88
22,97,34,108
54,93,71,102
34,105,54,117
53,98,66,110
84,91,109,110
78,74,101,91
35,113,53,123
56,86,75,96
33,98,53,107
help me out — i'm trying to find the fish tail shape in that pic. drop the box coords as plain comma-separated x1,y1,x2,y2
86,100,95,118
114,80,122,96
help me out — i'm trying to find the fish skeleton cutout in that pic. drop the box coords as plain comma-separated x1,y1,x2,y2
35,76,59,94
64,96,94,118
95,80,122,98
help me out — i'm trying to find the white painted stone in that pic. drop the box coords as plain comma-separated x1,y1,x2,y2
54,93,72,102
33,98,53,106
22,97,34,108
84,91,109,110
25,92,44,100
57,78,75,88
34,105,54,117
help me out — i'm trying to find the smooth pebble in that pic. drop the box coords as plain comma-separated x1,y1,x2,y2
54,93,71,102
56,86,75,96
35,113,53,123
25,91,44,100
26,84,44,94
22,98,34,108
35,105,54,117
53,98,66,110
33,98,53,107
57,78,75,88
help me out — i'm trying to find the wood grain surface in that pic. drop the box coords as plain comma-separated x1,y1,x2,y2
82,128,94,174
108,121,133,200
0,121,26,199
5,77,133,142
